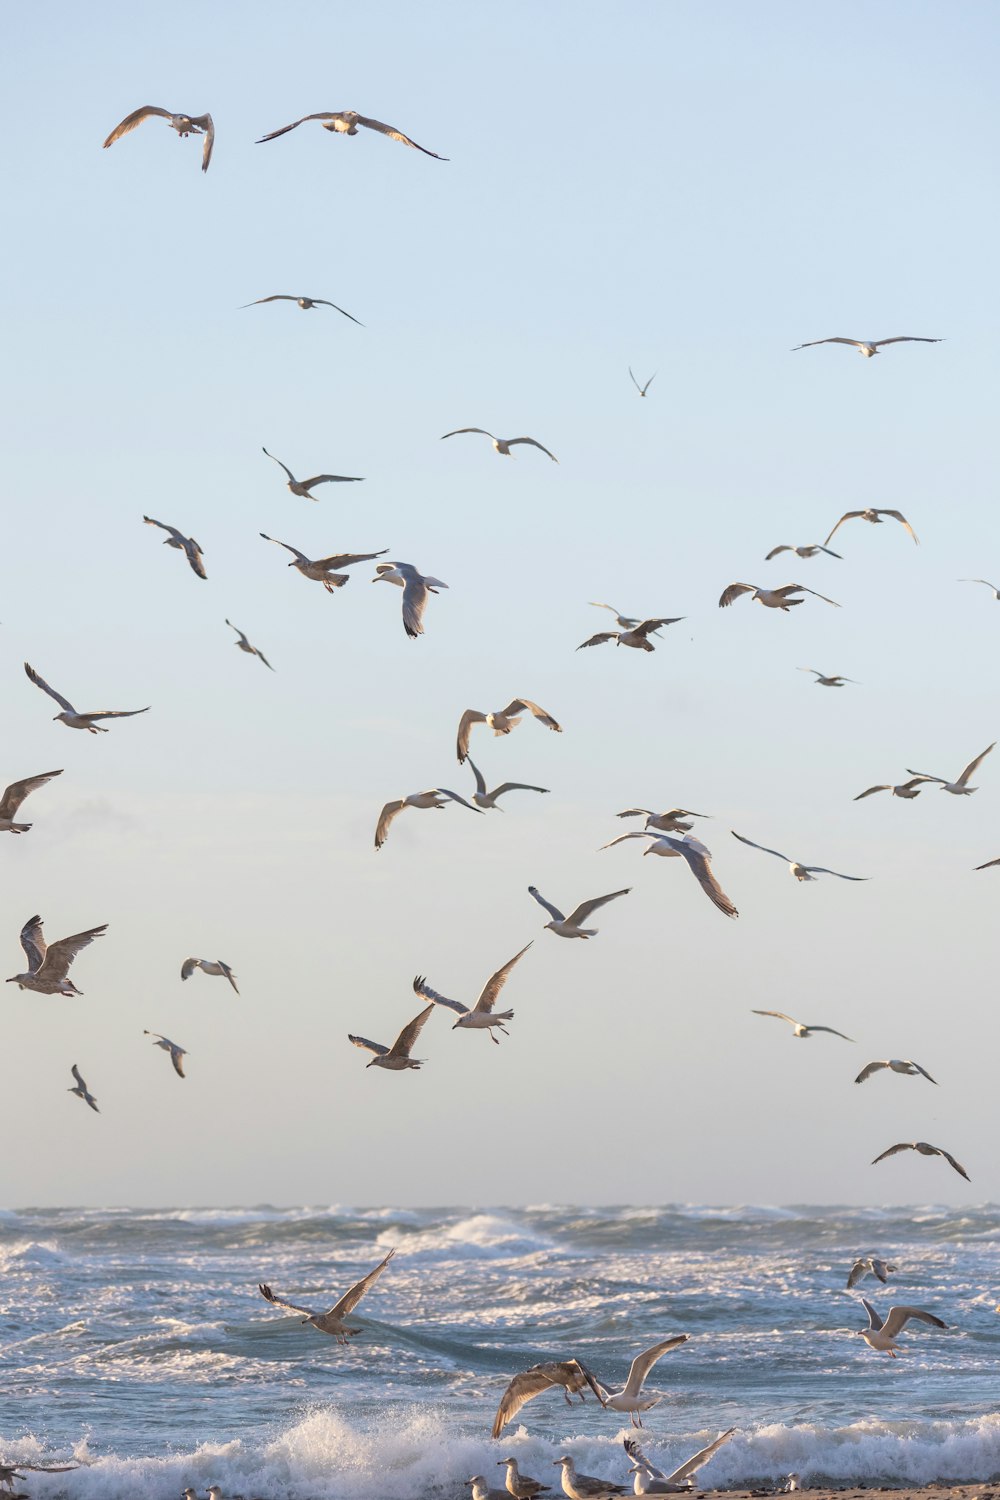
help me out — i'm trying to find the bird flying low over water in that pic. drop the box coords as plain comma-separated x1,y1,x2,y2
144,1030,187,1077
854,777,931,801
349,1005,434,1071
24,663,150,733
855,1058,937,1085
372,561,448,638
731,831,868,882
824,509,919,546
226,620,273,670
412,943,531,1043
262,447,364,496
457,700,561,763
792,336,942,358
718,583,840,611
375,788,482,850
629,368,656,397
441,429,559,462
872,1141,970,1181
465,758,549,810
0,769,62,834
857,1299,947,1356
68,1063,99,1113
492,1359,605,1439
7,914,107,996
577,618,684,653
257,1248,396,1342
752,1010,854,1041
799,669,858,687
905,742,995,795
256,110,447,158
241,294,363,322
261,534,388,592
143,516,206,578
766,543,842,560
181,958,239,993
846,1257,898,1290
528,884,631,939
600,833,738,919
103,107,214,170
585,1336,690,1428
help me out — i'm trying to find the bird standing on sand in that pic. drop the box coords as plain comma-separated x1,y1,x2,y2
872,1141,969,1181
441,429,559,462
144,1031,187,1077
905,742,995,796
372,561,449,638
143,516,206,579
412,943,532,1044
257,1248,395,1341
492,1359,605,1439
553,1455,627,1499
0,769,62,834
857,1299,947,1356
498,1458,552,1498
457,700,561,763
24,663,149,734
181,958,239,993
349,1005,434,1071
256,110,447,159
529,885,631,939
103,107,214,170
261,447,364,497
752,1010,853,1041
68,1064,99,1113
7,914,107,996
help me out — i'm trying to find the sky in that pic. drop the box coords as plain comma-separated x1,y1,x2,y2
3,0,998,1207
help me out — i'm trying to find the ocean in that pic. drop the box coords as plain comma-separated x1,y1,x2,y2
1,1204,998,1497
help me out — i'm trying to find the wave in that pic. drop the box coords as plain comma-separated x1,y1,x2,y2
379,1213,557,1261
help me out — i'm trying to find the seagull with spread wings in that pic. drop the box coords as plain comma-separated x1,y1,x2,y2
854,777,931,801
256,110,447,158
143,516,206,579
587,1336,690,1427
766,543,842,560
0,769,62,834
616,807,710,835
24,662,150,733
441,429,558,462
260,533,388,592
226,620,274,671
257,1249,395,1342
577,617,684,653
623,1430,735,1495
375,788,482,850
528,885,631,939
600,833,738,919
261,447,364,498
824,508,918,546
855,1058,937,1085
857,1300,947,1356
68,1063,99,1113
349,1005,434,1071
181,958,239,993
846,1257,897,1290
412,943,531,1043
457,700,561,763
752,1010,854,1041
144,1030,187,1077
6,914,107,996
465,758,549,811
628,368,656,397
905,741,995,796
872,1141,969,1181
240,294,363,322
718,583,840,611
799,669,858,687
492,1359,605,1439
792,336,942,358
372,561,449,638
731,831,868,883
103,107,214,170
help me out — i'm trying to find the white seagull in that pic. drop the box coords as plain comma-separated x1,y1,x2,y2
857,1299,946,1356
854,777,931,801
467,1479,510,1500
553,1456,627,1499
600,833,738,919
497,1458,553,1498
824,508,919,546
623,1430,736,1495
68,1063,99,1113
798,669,858,687
588,1336,690,1427
528,884,631,939
7,914,107,996
441,429,558,462
855,1058,937,1085
412,943,531,1044
143,515,206,579
261,533,388,592
616,807,710,835
846,1258,898,1290
629,368,656,397
372,560,449,638
349,1004,434,1071
0,769,63,834
240,294,363,323
256,110,447,159
491,1359,605,1439
144,1030,187,1077
457,700,562,763
257,1248,395,1342
262,447,364,497
24,662,150,733
731,831,868,883
103,107,214,170
718,583,840,610
872,1141,969,1181
181,958,239,993
752,1010,854,1041
226,620,273,670
375,788,482,850
466,758,550,810
577,617,684,653
766,543,842,560
905,742,994,796
792,336,942,358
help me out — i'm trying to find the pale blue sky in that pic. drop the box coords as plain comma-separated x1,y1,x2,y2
3,0,998,1206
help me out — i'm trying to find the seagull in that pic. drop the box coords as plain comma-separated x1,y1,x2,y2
766,544,842,560
588,1336,690,1427
0,769,62,834
0,1465,80,1493
616,807,710,835
467,1479,510,1500
102,107,214,171
629,369,656,397
959,579,1000,600
181,958,239,993
905,742,995,796
24,662,150,733
225,620,274,670
260,533,388,592
623,1430,736,1495
553,1456,628,1499
240,294,363,323
375,788,482,850
857,1299,947,1356
846,1258,898,1290
492,1360,605,1439
872,1141,969,1181
412,943,531,1043
853,777,931,801
855,1059,937,1085
782,1477,800,1493
497,1459,552,1498
256,110,447,158
441,429,558,462
528,885,631,939
589,604,651,630
261,447,364,497
731,831,868,882
824,508,919,546
144,1030,187,1077
68,1063,99,1113
798,669,858,687
6,915,107,996
349,1004,434,1071
143,516,206,579
457,700,562,763
718,583,840,610
577,618,684,653
372,561,449,637
792,336,942,357
600,833,738,919
751,1010,854,1041
257,1248,395,1342
466,758,549,811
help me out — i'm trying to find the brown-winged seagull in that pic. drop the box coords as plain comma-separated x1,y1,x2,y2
68,1063,99,1113
752,1010,853,1041
766,544,842,560
412,943,531,1044
24,662,150,733
497,1458,553,1498
7,914,107,996
872,1141,969,1181
349,1004,434,1071
857,1299,946,1356
855,1059,937,1085
528,885,630,939
226,620,273,670
719,583,840,611
181,958,239,993
492,1359,605,1439
799,669,858,687
441,430,558,462
375,788,482,850
241,294,363,323
854,777,930,801
0,769,62,834
577,618,684,653
256,111,447,158
143,516,206,579
553,1456,627,1499
257,1248,395,1342
905,742,994,796
792,336,941,358
587,1336,689,1427
262,447,363,497
601,833,737,919
846,1257,897,1290
824,508,919,546
466,758,549,810
372,561,448,638
103,107,214,170
144,1030,187,1077
731,831,868,882
457,700,561,763
261,534,388,592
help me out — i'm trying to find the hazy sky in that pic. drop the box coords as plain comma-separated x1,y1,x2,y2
4,0,998,1208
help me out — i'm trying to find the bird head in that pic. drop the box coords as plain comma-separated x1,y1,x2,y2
5,977,22,986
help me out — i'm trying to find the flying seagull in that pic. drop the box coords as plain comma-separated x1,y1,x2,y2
857,1299,947,1356
240,294,363,323
24,662,150,733
143,515,206,579
959,578,1000,600
491,1359,605,1439
824,508,919,546
766,543,842,560
629,368,656,397
0,1465,81,1491
457,699,561,763
577,617,684,653
465,758,549,810
68,1063,99,1113
144,1030,187,1077
731,831,868,882
225,620,273,670
623,1430,736,1495
552,1456,628,1499
7,914,107,996
792,336,942,358
256,110,447,159
375,788,482,850
798,669,858,687
855,1058,937,1085
261,533,388,592
372,560,449,638
349,1004,434,1071
497,1458,552,1499
261,447,364,497
905,742,995,796
257,1248,395,1342
872,1141,969,1181
600,833,738,919
528,884,631,939
412,943,531,1043
616,807,710,835
0,769,63,834
181,958,239,993
441,429,558,462
589,604,655,630
719,583,840,611
846,1257,897,1290
587,1336,689,1428
752,1010,854,1041
854,777,931,801
103,107,214,171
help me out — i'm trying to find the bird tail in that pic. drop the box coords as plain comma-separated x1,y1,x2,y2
9,822,31,834
495,1008,514,1022
496,717,521,733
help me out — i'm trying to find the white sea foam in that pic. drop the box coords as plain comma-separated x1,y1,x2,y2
379,1212,556,1260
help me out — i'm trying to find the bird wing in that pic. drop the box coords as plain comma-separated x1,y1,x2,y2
309,299,365,326
226,619,251,647
412,974,466,1016
375,800,406,850
974,857,1000,870
506,437,559,462
491,1364,574,1439
260,532,307,563
909,1061,937,1084
388,1003,434,1058
255,113,343,143
872,337,942,348
577,632,616,649
262,448,295,482
474,942,532,1014
881,1305,947,1336
401,575,430,637
674,842,739,919
465,757,487,796
792,337,864,351
800,866,868,881
938,1149,970,1180
38,924,107,981
957,742,995,786
751,1009,801,1028
14,918,41,978
565,888,632,926
623,1436,666,1480
904,768,945,784
623,1335,689,1396
765,546,793,559
24,663,76,714
327,1248,396,1319
628,367,644,394
71,1063,87,1088
195,114,214,171
219,962,239,994
255,647,275,671
0,769,62,821
143,514,182,542
242,295,297,305
861,1298,884,1331
169,1045,186,1077
875,510,919,543
790,586,840,607
257,1283,315,1317
803,1025,854,1040
436,788,483,815
316,550,389,570
818,545,843,558
846,1259,869,1288
354,114,448,158
718,582,756,607
441,428,495,441
666,1429,736,1485
501,699,562,733
853,786,890,800
491,782,550,800
731,831,794,863
871,1143,913,1165
102,105,174,147
300,473,364,487
349,1033,388,1057
823,513,864,546
617,808,653,819
528,886,565,923
854,1061,887,1084
635,617,683,637
183,537,207,579
457,709,487,763
85,707,150,722
180,958,201,980
599,832,655,850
